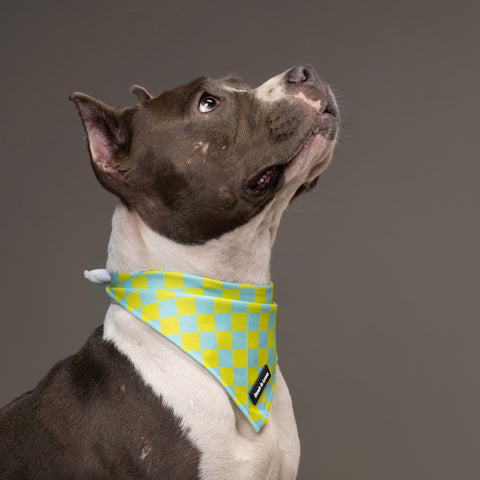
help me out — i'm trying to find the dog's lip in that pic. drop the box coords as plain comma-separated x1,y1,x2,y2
281,96,338,160
244,93,338,194
321,93,339,119
243,117,323,196
278,104,338,162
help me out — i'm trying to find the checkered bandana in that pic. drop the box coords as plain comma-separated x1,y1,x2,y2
105,270,278,432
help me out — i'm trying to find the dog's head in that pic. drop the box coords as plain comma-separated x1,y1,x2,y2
71,65,339,246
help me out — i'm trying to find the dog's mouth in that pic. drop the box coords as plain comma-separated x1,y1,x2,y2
245,165,283,196
244,98,338,196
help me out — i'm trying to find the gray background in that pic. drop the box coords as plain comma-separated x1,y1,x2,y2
1,1,479,478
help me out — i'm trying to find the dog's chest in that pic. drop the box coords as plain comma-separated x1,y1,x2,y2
104,304,300,479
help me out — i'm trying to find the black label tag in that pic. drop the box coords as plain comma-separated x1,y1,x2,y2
249,364,271,405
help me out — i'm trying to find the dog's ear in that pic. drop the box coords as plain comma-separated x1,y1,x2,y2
130,84,154,103
69,92,133,197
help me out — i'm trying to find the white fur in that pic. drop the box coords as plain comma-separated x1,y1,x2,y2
254,70,291,104
222,85,249,93
102,78,337,479
294,91,322,110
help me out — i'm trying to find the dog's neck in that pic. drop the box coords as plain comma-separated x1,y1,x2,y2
106,201,289,285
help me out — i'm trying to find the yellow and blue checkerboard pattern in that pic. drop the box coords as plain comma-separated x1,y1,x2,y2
106,271,278,432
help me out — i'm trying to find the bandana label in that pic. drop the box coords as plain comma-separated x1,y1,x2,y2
250,364,271,405
105,271,278,433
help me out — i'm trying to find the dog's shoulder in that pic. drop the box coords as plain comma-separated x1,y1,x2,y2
0,326,201,480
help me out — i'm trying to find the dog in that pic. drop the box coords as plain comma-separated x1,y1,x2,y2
0,65,339,479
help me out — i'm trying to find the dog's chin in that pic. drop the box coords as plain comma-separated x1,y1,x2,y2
292,176,320,199
283,127,336,182
285,120,338,199
290,146,335,199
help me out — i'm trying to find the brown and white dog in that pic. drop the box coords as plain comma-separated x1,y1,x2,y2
0,65,339,479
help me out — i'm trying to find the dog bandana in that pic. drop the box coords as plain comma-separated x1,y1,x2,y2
87,269,278,432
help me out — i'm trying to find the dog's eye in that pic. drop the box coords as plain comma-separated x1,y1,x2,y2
199,95,219,113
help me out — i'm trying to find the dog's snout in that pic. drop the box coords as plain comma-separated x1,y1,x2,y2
287,65,318,86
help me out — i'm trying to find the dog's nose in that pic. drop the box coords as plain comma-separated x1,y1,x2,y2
287,65,319,85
